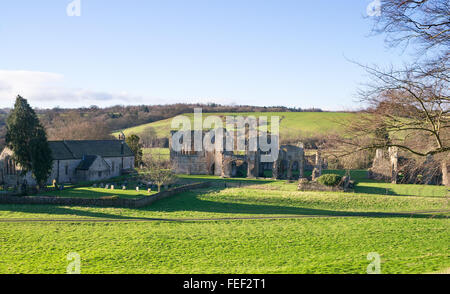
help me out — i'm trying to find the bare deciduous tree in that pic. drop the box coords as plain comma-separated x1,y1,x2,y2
334,0,450,185
373,0,449,53
47,120,113,141
358,64,449,156
140,155,176,192
139,126,158,148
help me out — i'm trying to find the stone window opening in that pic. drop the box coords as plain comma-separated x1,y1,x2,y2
6,158,16,175
5,158,9,175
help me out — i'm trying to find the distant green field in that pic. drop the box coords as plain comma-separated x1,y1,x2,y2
113,112,355,141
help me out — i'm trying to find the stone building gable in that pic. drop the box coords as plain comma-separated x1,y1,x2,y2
76,155,111,172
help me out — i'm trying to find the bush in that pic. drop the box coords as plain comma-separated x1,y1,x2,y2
316,174,342,186
298,178,309,185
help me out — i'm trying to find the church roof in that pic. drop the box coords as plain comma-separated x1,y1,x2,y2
76,155,98,170
48,140,134,160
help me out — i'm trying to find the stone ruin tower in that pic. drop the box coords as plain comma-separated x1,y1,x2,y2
368,147,399,183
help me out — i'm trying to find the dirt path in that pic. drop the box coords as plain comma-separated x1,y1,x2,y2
0,209,448,223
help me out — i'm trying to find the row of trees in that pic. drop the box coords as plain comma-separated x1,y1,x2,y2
0,103,323,146
0,103,325,151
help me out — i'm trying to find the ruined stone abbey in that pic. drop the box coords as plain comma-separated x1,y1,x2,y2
170,130,308,180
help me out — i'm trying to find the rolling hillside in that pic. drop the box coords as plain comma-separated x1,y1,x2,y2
113,112,355,142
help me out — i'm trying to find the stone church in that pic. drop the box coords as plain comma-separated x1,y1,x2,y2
0,139,135,187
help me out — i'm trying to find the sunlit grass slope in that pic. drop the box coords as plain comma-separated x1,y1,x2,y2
113,112,355,140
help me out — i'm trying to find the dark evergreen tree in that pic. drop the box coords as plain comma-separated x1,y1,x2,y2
5,96,52,189
126,134,143,167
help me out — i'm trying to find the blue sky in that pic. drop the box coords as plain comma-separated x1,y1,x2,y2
0,0,416,110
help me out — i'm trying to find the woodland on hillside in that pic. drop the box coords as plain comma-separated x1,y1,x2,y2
0,104,322,148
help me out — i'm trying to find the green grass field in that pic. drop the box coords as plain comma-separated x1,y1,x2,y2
38,179,161,200
113,112,355,141
0,172,448,274
143,147,170,160
177,170,450,198
0,218,448,274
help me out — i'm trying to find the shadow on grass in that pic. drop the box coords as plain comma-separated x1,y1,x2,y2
353,184,447,198
321,170,447,198
1,186,447,221
354,185,397,196
0,205,146,220
137,191,448,220
179,174,446,198
177,176,276,186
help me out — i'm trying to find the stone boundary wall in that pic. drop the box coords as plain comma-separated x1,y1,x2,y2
0,182,210,208
134,182,210,207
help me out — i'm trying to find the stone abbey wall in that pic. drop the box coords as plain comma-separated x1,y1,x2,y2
169,130,306,180
171,152,210,175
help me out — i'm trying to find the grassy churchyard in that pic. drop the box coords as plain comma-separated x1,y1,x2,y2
0,171,448,274
39,181,159,200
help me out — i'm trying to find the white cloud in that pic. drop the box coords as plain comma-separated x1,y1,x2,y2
0,70,143,108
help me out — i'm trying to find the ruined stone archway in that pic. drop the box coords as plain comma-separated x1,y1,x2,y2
291,161,299,179
278,160,288,179
235,160,247,178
